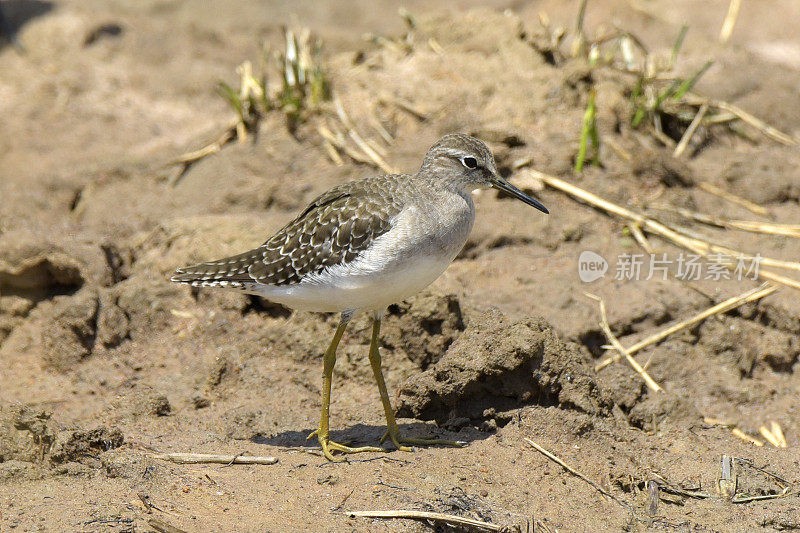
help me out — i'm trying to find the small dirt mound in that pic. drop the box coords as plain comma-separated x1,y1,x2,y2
50,427,124,464
382,290,465,369
0,402,124,475
0,404,57,464
395,309,611,424
41,290,99,371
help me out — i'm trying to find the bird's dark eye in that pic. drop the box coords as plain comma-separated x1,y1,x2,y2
461,156,478,169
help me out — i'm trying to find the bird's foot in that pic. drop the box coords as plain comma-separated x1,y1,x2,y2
380,428,464,452
307,429,383,461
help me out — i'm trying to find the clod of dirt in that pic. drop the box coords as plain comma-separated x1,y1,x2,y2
192,395,210,409
591,361,646,413
41,290,99,371
144,395,172,416
96,294,130,348
395,309,611,424
50,427,125,464
0,403,57,464
0,405,124,472
50,427,124,465
206,355,229,388
382,290,465,369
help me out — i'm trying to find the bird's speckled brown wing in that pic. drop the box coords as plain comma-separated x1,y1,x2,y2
171,175,409,289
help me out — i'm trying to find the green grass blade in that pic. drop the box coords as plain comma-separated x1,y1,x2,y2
672,60,713,100
217,81,243,118
671,25,689,66
575,89,598,173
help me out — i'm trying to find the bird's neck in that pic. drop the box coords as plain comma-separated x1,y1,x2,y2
414,170,475,199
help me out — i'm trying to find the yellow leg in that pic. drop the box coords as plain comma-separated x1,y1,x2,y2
368,317,462,451
308,314,382,461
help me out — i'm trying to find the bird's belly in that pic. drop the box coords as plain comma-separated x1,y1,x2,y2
249,253,453,313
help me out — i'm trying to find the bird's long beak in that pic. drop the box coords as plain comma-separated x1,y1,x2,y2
490,173,549,214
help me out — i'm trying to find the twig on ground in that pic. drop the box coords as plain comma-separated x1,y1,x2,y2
321,138,345,166
332,487,356,511
150,453,278,465
524,438,631,511
705,418,773,447
596,283,776,370
736,457,793,486
673,102,708,158
653,206,800,238
759,422,787,448
628,223,655,253
647,480,659,516
169,121,238,186
171,123,238,166
511,157,533,171
665,224,800,273
732,491,791,503
318,123,385,168
719,0,742,43
348,510,508,532
697,181,770,216
684,94,798,146
428,38,445,54
730,428,764,447
533,170,800,290
727,457,793,503
585,294,663,391
605,138,632,161
703,416,735,427
378,94,429,120
651,473,712,499
148,518,188,533
651,126,676,147
333,98,397,174
367,105,395,144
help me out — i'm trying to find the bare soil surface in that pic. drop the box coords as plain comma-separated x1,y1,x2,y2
2,1,800,531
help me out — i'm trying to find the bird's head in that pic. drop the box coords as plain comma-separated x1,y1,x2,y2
420,133,548,214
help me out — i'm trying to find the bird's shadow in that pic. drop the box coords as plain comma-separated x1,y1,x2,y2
251,422,493,453
1,0,54,50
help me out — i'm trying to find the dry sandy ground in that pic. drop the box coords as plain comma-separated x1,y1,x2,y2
2,1,800,531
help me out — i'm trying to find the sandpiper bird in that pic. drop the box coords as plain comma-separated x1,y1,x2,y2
171,134,548,460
